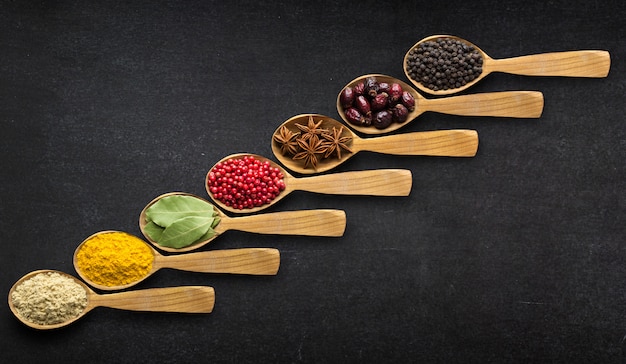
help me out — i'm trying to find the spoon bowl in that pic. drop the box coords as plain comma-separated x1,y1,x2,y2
140,192,347,252
272,114,478,174
404,35,611,96
73,230,281,291
206,153,413,212
337,74,544,135
8,269,215,330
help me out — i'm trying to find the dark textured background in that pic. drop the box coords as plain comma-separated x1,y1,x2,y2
1,1,624,363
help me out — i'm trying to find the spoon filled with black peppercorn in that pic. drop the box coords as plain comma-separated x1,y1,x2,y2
206,153,413,213
272,114,478,175
337,74,544,135
404,35,611,96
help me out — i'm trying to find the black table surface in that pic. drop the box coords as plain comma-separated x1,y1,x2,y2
2,1,625,363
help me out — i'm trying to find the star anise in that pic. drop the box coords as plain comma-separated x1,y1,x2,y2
273,125,300,155
293,134,327,169
321,126,353,159
295,115,324,142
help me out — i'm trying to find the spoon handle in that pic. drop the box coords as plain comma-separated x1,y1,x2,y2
90,286,215,313
419,91,544,118
355,129,478,157
159,248,280,275
220,209,346,237
490,50,610,77
289,169,412,196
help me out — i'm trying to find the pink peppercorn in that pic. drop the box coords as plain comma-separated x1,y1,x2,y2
207,155,286,210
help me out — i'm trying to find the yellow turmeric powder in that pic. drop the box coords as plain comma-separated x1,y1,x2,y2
75,231,153,287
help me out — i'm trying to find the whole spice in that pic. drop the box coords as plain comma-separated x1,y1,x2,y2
144,194,220,248
11,271,88,326
355,95,371,117
321,126,353,159
405,36,483,92
373,110,393,129
273,126,300,156
295,116,324,140
294,135,327,169
339,87,355,108
207,155,286,209
353,81,365,95
388,83,403,102
371,92,389,111
365,76,379,97
340,76,415,129
391,104,409,123
344,107,365,126
378,82,390,93
272,115,354,169
75,231,153,287
401,91,415,111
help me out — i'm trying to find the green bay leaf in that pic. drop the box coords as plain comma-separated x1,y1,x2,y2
143,220,165,242
199,226,217,241
146,195,215,227
157,215,213,249
211,216,221,228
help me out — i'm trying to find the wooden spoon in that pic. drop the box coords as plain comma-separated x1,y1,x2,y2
404,35,611,96
140,192,346,252
73,230,281,291
206,153,413,212
337,73,544,135
272,114,478,174
8,270,214,330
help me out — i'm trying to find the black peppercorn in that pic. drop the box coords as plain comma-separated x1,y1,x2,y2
405,37,483,92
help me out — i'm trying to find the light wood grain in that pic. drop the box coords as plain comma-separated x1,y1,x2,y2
87,286,215,314
284,169,412,196
418,91,543,118
404,35,611,96
352,129,478,157
206,154,412,209
8,270,215,330
73,232,281,290
488,50,610,77
139,192,347,252
337,74,543,135
272,115,478,174
153,247,280,275
215,209,346,236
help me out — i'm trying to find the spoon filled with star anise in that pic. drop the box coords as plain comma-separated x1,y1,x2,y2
272,114,479,175
206,153,413,214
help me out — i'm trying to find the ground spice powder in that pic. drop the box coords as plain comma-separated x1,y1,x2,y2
11,271,88,325
75,231,153,287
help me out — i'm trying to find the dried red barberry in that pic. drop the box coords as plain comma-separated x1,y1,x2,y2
353,82,365,96
372,110,393,129
339,87,355,109
365,77,379,97
355,95,371,116
391,104,409,123
344,107,365,125
401,91,416,111
370,92,389,111
378,82,390,94
388,83,403,103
